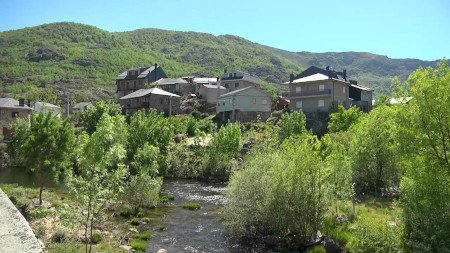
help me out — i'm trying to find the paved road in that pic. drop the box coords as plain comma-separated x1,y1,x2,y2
0,189,43,253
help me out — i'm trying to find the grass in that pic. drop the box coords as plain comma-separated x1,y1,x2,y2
324,196,402,250
130,239,148,252
182,201,201,210
159,193,175,203
132,231,152,240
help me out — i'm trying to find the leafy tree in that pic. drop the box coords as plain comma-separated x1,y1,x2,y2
202,123,242,179
397,60,450,251
69,113,128,253
328,105,363,133
277,111,307,142
129,143,160,176
8,113,75,205
81,100,122,134
349,105,400,194
225,135,329,247
322,133,354,215
122,175,162,212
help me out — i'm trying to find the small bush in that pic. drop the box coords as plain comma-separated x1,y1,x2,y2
132,231,152,240
52,200,62,208
306,245,326,253
90,233,102,244
130,239,147,252
30,206,53,220
347,219,402,253
51,229,68,243
35,225,46,239
159,194,175,203
119,210,134,218
130,218,140,226
182,201,201,210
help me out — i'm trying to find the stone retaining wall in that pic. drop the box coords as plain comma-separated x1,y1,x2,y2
0,189,43,253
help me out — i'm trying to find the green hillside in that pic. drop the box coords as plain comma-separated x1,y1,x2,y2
0,22,444,102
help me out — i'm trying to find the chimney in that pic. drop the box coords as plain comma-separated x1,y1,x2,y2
224,68,227,74
343,69,347,81
19,98,25,107
326,66,330,71
154,63,158,82
289,73,295,83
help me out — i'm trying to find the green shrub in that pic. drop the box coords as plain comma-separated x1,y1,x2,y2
132,231,152,240
51,229,68,243
52,200,62,208
182,201,201,210
30,206,53,220
347,219,402,253
91,233,102,244
225,135,328,247
159,194,175,203
306,245,326,253
130,240,147,252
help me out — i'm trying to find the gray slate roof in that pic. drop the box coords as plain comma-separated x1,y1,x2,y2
219,86,269,98
202,84,227,90
155,78,189,85
0,98,32,110
119,88,180,100
117,66,157,80
34,102,60,109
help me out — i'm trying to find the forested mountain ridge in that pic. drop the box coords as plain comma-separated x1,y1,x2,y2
0,22,444,101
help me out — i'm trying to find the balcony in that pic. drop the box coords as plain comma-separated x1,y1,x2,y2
282,89,332,98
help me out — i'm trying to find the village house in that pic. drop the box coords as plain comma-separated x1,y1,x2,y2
155,77,193,96
216,86,272,122
34,102,61,118
116,64,168,98
0,98,32,136
193,77,219,94
286,66,373,113
119,88,181,115
72,102,93,113
198,84,228,105
219,70,261,92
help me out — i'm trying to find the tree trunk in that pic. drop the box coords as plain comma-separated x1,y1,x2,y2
85,198,92,253
39,184,44,206
89,217,94,253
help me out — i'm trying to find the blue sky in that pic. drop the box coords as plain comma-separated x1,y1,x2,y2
1,0,449,60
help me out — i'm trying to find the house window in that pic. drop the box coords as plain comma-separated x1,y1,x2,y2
296,101,302,108
295,87,302,93
12,112,19,118
229,73,232,78
160,98,164,104
253,98,257,104
233,73,236,77
343,86,346,94
262,99,267,105
224,83,229,88
318,100,324,107
217,103,220,107
235,83,239,88
319,84,325,91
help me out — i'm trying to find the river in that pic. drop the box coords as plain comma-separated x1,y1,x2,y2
147,179,252,253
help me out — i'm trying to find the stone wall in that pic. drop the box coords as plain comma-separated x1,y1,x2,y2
0,189,43,253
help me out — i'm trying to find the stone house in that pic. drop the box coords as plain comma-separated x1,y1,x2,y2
34,102,61,118
198,84,228,105
193,77,219,94
216,86,272,122
219,70,261,92
119,88,181,115
0,98,32,136
116,64,168,98
286,66,373,113
155,78,194,96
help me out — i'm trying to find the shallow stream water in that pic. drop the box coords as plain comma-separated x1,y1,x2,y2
147,179,248,253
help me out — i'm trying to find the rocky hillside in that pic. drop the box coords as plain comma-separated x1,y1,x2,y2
0,22,444,102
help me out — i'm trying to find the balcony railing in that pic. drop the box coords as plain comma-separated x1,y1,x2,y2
282,89,332,97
